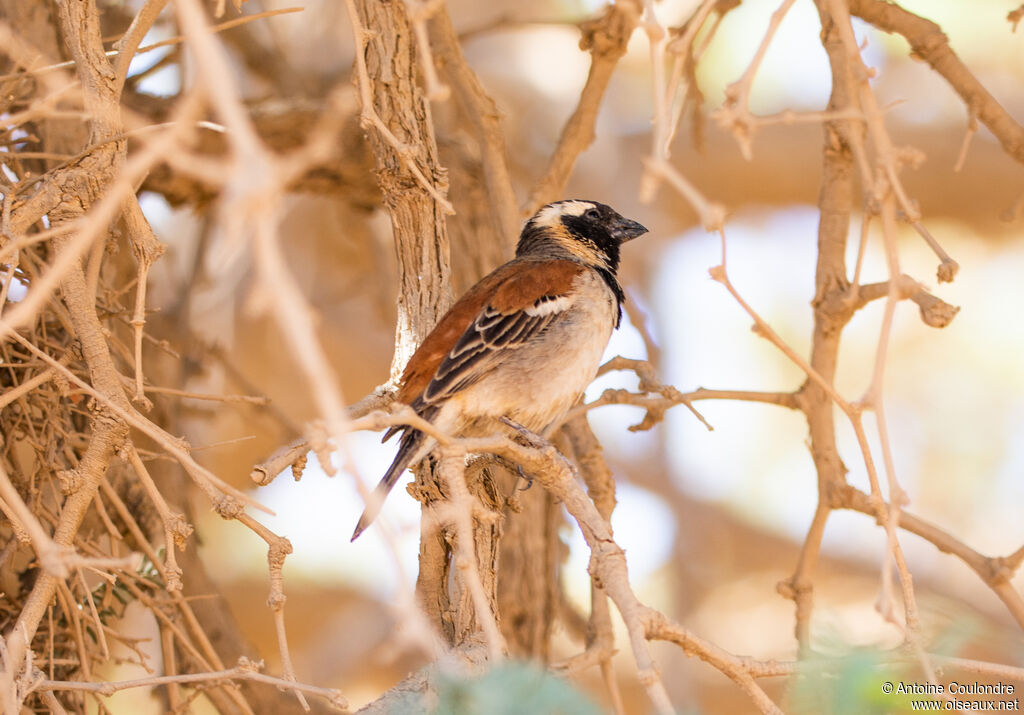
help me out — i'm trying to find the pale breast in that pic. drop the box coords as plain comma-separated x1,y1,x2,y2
441,268,617,434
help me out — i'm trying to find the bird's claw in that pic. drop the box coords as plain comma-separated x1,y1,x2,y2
516,465,534,491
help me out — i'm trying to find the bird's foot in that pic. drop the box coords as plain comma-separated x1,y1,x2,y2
491,454,536,491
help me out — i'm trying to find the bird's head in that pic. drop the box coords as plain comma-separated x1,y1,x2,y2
517,200,648,273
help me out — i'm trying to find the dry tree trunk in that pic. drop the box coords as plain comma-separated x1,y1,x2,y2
351,0,453,372
349,0,508,656
351,0,569,662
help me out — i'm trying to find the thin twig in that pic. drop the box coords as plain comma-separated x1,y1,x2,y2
525,0,642,213
716,0,799,159
31,660,347,710
112,0,171,88
0,8,306,84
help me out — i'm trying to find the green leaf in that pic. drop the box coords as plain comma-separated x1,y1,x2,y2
433,662,602,715
790,651,930,715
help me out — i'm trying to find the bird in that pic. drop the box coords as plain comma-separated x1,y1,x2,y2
351,200,647,540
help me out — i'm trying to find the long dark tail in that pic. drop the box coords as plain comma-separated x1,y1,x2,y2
351,429,426,541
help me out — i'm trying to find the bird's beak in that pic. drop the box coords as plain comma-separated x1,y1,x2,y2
612,217,648,243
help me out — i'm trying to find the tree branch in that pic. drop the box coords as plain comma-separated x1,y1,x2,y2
524,0,641,213
850,0,1024,166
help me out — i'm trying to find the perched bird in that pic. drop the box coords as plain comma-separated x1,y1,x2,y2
352,200,647,540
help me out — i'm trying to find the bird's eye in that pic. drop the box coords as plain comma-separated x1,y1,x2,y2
585,208,600,220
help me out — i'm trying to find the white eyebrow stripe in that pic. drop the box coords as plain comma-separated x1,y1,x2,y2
523,294,573,317
532,200,596,228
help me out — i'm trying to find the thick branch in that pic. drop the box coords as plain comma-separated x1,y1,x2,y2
850,0,1024,166
784,0,860,654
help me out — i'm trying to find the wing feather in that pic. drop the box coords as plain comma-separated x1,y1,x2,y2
422,300,564,404
397,259,585,409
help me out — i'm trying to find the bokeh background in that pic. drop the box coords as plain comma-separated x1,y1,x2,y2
85,0,1024,711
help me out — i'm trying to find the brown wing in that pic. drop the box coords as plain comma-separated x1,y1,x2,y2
397,259,584,408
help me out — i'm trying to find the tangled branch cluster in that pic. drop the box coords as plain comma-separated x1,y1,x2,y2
0,0,352,711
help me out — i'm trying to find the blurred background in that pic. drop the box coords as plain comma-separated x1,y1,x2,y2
90,0,1024,711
